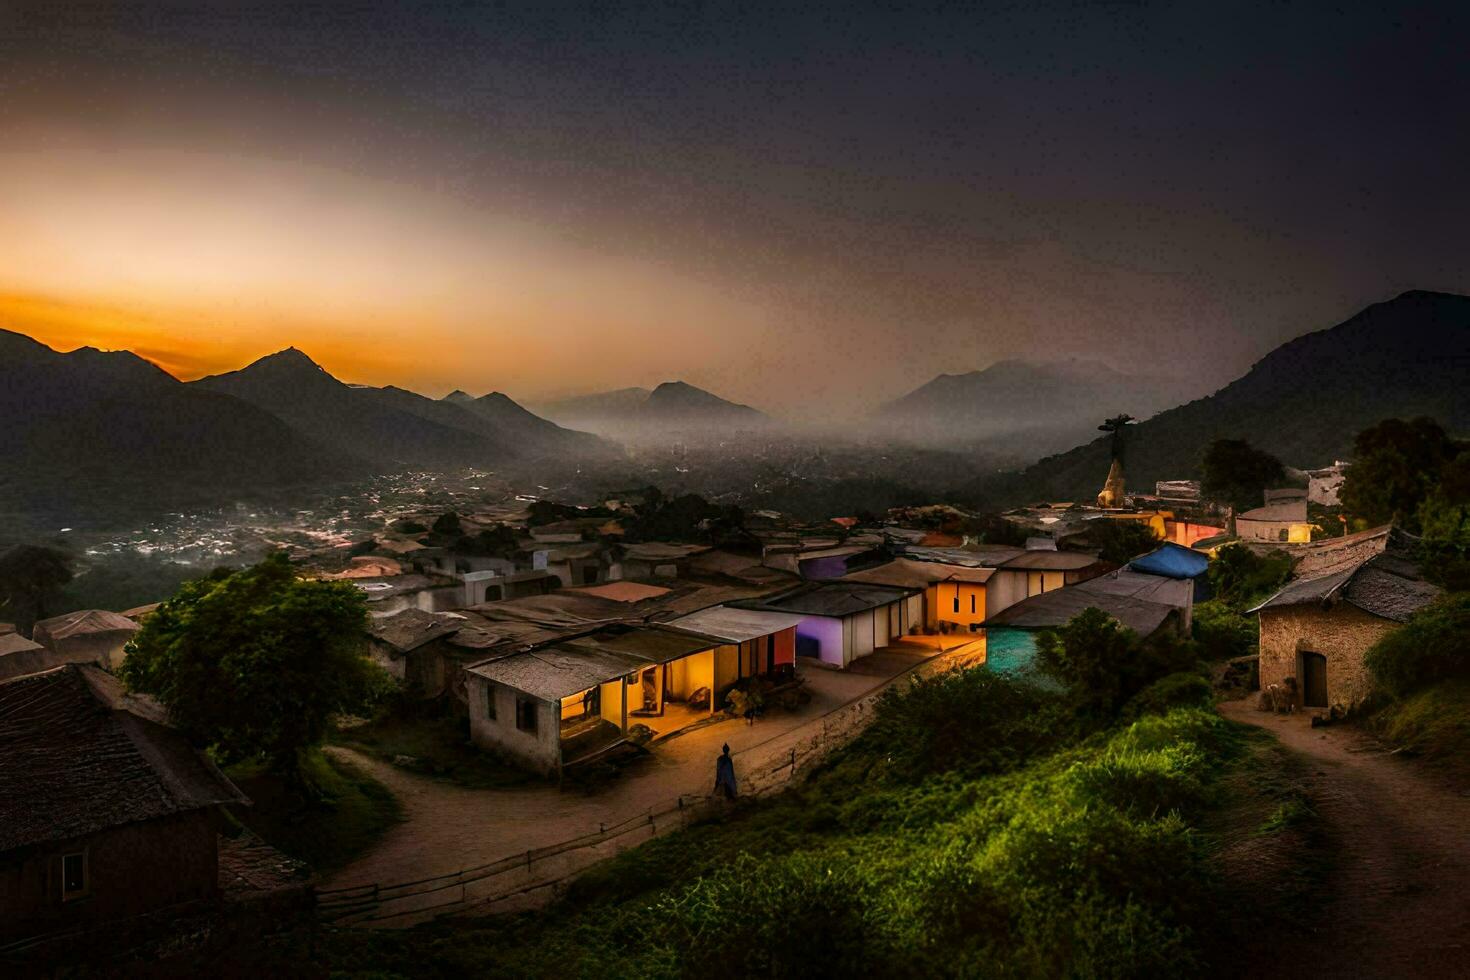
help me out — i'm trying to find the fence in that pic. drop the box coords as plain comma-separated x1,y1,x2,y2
317,641,961,926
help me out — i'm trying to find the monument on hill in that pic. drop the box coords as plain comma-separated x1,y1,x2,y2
1096,413,1136,508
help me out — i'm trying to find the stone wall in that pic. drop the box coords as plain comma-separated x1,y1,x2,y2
1257,602,1398,712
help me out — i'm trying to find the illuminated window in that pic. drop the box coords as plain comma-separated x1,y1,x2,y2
61,851,88,901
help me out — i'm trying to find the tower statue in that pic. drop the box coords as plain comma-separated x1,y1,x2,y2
1096,413,1135,508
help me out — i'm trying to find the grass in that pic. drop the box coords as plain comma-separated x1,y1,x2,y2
224,748,403,873
329,709,535,790
252,668,1284,978
1367,677,1470,765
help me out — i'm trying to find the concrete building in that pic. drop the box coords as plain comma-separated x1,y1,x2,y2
986,550,1112,616
0,665,247,945
840,557,997,632
1307,462,1350,507
1250,534,1438,713
735,582,921,669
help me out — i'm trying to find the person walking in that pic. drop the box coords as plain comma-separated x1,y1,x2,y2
714,743,738,800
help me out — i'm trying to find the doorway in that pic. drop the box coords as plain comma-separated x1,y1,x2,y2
1301,652,1328,708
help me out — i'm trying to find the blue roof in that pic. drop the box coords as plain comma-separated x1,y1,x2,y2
1128,542,1210,580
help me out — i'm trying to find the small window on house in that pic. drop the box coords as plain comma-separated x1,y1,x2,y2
516,697,538,734
484,683,496,721
970,594,976,614
953,594,960,613
61,851,88,901
1278,528,1289,542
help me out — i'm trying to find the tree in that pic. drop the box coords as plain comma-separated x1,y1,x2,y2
1090,519,1160,565
1417,451,1470,589
1339,417,1462,531
1036,608,1198,719
1035,608,1136,718
0,544,74,638
120,553,382,791
1200,439,1286,512
1207,542,1291,608
431,510,463,536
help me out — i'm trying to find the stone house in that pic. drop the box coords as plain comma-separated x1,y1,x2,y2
0,664,247,945
366,608,468,698
1250,536,1439,713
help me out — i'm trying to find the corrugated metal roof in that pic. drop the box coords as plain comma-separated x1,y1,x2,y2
841,558,993,589
982,588,1178,636
664,606,806,643
999,551,1105,571
466,645,649,701
741,581,917,618
33,609,139,642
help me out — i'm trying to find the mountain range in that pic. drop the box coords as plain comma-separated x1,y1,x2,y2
533,380,770,441
872,358,1201,460
969,290,1470,506
0,332,365,516
0,338,610,519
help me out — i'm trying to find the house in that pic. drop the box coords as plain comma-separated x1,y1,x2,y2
463,615,799,775
352,573,462,615
1236,499,1313,543
986,550,1112,617
0,632,74,682
1126,542,1212,610
31,609,140,672
981,585,1185,676
613,542,712,581
735,582,921,669
366,608,468,698
1249,532,1439,713
461,567,555,606
0,665,248,945
840,557,996,632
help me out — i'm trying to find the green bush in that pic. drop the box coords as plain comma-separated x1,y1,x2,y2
1192,599,1258,661
1123,671,1214,719
1364,593,1470,697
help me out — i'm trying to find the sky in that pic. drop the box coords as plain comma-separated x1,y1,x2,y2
2,2,1468,419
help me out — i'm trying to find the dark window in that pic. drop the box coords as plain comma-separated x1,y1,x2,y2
952,594,960,613
1278,528,1289,542
970,594,976,614
61,852,87,900
484,683,496,720
516,697,538,733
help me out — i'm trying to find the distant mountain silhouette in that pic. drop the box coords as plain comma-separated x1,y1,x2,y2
875,358,1199,461
195,349,521,467
972,291,1470,505
440,390,610,455
534,381,769,441
0,332,364,515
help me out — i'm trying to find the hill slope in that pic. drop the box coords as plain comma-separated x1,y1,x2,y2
0,331,365,517
974,291,1470,504
875,358,1198,460
441,390,610,456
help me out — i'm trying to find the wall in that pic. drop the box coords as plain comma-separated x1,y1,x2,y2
796,616,845,668
1025,570,1069,598
53,633,131,671
1239,518,1313,544
903,594,923,635
599,679,629,730
366,641,407,682
934,582,987,630
713,644,741,695
798,555,851,581
0,809,219,944
666,649,715,702
849,609,876,662
466,676,560,774
1257,603,1399,712
986,570,1029,618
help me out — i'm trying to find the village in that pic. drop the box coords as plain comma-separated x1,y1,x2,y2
5,412,1451,971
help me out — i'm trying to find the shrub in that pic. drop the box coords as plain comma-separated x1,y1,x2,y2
1364,593,1470,697
1192,599,1258,660
1037,609,1199,720
1123,671,1214,718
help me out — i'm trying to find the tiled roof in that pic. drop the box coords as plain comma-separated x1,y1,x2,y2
0,665,246,853
1250,533,1440,622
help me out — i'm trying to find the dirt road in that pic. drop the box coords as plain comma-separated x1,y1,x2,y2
1219,699,1470,977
